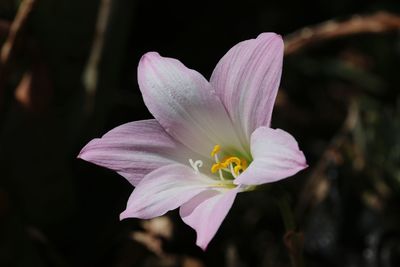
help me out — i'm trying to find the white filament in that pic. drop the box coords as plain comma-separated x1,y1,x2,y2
229,163,238,179
214,154,225,180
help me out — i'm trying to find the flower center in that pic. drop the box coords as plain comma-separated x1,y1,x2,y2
210,144,248,180
188,144,248,181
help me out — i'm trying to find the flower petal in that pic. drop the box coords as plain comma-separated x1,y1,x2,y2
210,33,284,143
138,52,243,157
234,127,307,185
179,188,238,250
120,164,217,220
78,119,193,186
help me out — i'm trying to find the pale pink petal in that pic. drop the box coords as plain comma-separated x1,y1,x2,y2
78,119,195,186
138,52,243,158
234,127,307,185
179,188,238,250
210,33,284,143
120,164,218,220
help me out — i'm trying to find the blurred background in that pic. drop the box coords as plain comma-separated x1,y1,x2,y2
1,0,400,266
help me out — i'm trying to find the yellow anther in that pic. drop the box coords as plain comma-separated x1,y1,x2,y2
209,145,248,178
211,163,224,173
233,165,243,175
241,159,248,169
222,157,241,166
211,145,221,157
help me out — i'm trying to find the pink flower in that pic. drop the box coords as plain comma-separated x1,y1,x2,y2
78,33,307,250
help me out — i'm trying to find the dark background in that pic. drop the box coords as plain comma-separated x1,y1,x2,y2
1,0,400,266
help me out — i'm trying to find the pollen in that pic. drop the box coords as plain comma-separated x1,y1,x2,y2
211,163,225,173
210,145,247,179
233,165,243,175
211,145,221,157
223,157,241,166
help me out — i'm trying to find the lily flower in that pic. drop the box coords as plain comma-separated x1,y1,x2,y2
78,33,307,250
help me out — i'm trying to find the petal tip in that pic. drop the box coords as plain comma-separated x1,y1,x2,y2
76,139,98,161
76,144,89,160
140,51,161,64
76,151,83,159
257,32,282,41
197,241,208,251
298,151,309,169
296,162,308,174
256,32,284,52
301,162,309,170
119,210,131,221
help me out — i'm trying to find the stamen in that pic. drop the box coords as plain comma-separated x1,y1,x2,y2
189,159,203,173
211,145,221,157
209,145,248,180
234,165,243,175
241,159,248,169
212,145,225,180
229,163,237,178
215,158,225,181
211,163,223,173
223,157,241,166
189,145,248,183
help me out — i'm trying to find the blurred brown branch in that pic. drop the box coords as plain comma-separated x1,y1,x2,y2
284,11,400,55
286,12,400,219
0,0,37,111
0,20,10,37
295,101,360,219
83,0,113,114
0,0,36,70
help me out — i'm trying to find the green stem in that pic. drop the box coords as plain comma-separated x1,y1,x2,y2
277,193,296,231
275,191,304,267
